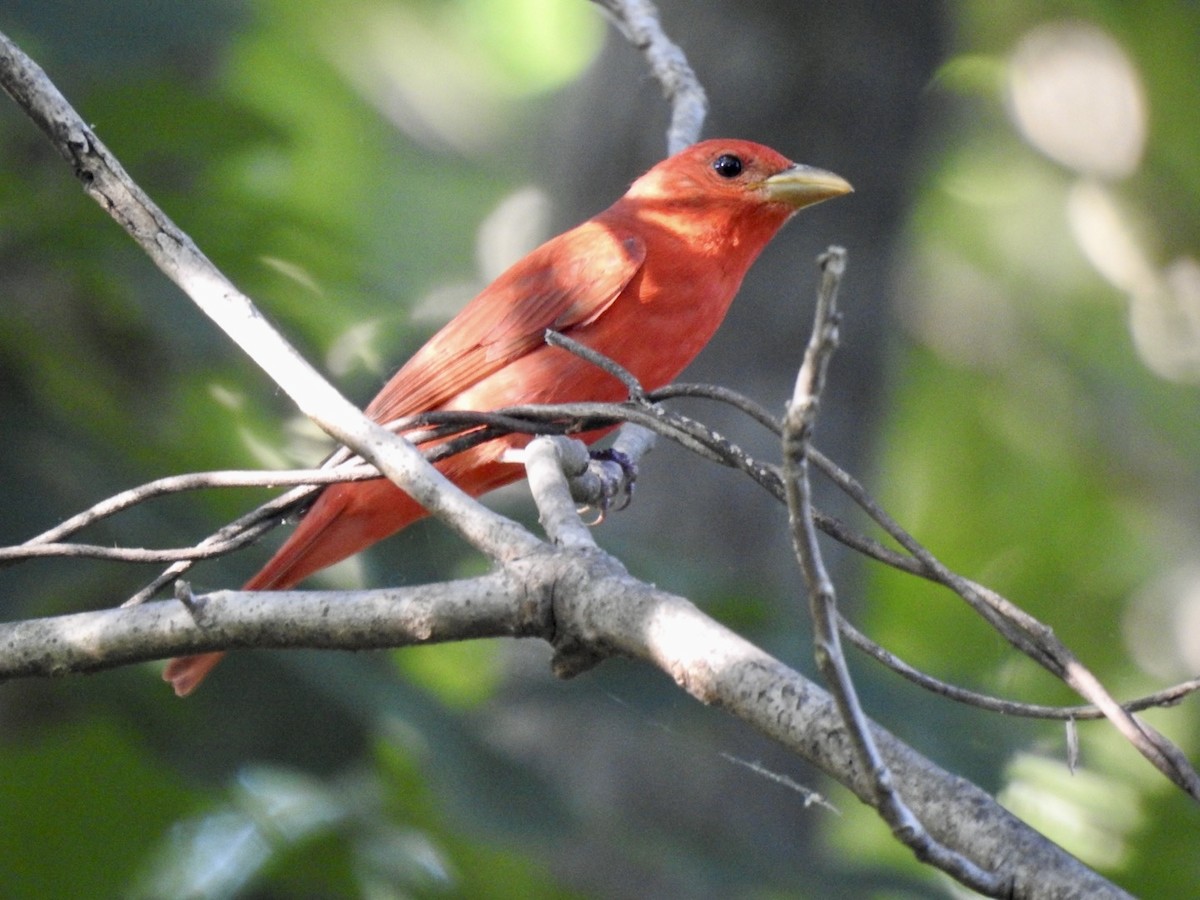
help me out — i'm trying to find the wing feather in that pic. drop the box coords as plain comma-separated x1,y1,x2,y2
366,221,644,423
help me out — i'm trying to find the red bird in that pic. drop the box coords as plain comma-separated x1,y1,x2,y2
164,139,851,695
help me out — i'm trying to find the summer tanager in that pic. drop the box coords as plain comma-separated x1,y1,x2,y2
164,139,851,695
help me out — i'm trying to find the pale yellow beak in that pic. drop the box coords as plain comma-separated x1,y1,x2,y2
762,164,853,209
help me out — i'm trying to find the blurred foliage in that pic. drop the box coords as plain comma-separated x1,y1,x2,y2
0,716,201,897
858,2,1200,896
0,0,1198,897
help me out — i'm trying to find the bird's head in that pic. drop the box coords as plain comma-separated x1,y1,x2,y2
624,139,852,219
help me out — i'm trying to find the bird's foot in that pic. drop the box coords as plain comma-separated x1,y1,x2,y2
585,447,638,521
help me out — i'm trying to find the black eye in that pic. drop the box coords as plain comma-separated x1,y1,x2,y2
712,153,743,178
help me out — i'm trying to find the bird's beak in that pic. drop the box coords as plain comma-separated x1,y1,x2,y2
762,164,853,209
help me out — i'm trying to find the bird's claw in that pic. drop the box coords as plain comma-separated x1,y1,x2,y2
587,448,638,518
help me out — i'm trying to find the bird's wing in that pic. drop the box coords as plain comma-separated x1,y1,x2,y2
366,220,645,423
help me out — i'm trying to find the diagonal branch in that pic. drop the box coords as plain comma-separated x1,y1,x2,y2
0,11,1175,894
0,29,541,567
589,0,707,154
782,249,1010,896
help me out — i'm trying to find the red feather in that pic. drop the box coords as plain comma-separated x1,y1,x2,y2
164,140,851,695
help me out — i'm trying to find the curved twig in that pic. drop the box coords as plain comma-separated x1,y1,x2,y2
589,0,707,154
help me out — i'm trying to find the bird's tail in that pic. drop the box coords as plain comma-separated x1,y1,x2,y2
162,447,528,696
162,478,430,696
160,557,302,697
159,540,319,697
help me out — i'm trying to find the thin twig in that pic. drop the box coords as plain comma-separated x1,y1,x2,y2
840,620,1200,719
589,0,707,154
649,382,784,433
810,443,1200,799
545,330,647,400
782,248,1009,896
19,465,378,549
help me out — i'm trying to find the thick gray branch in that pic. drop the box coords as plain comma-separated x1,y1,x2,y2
0,570,545,675
0,553,1121,898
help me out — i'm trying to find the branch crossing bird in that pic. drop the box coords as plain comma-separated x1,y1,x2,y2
164,139,852,696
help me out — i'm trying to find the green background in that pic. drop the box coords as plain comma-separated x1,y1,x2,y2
1,1,1197,896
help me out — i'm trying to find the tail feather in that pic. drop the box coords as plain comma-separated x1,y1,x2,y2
163,449,525,697
162,651,226,697
163,479,428,696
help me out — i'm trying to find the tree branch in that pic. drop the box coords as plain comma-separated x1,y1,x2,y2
0,13,1167,896
0,558,1133,899
0,28,540,566
782,250,1010,896
590,0,707,154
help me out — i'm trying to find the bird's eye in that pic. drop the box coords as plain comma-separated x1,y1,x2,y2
712,154,743,178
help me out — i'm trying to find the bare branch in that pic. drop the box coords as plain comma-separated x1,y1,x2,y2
810,430,1200,799
545,329,646,400
589,0,707,154
556,554,1132,900
18,467,341,547
0,572,546,676
521,437,599,550
840,620,1200,720
0,29,541,566
0,561,1135,898
782,250,1010,895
